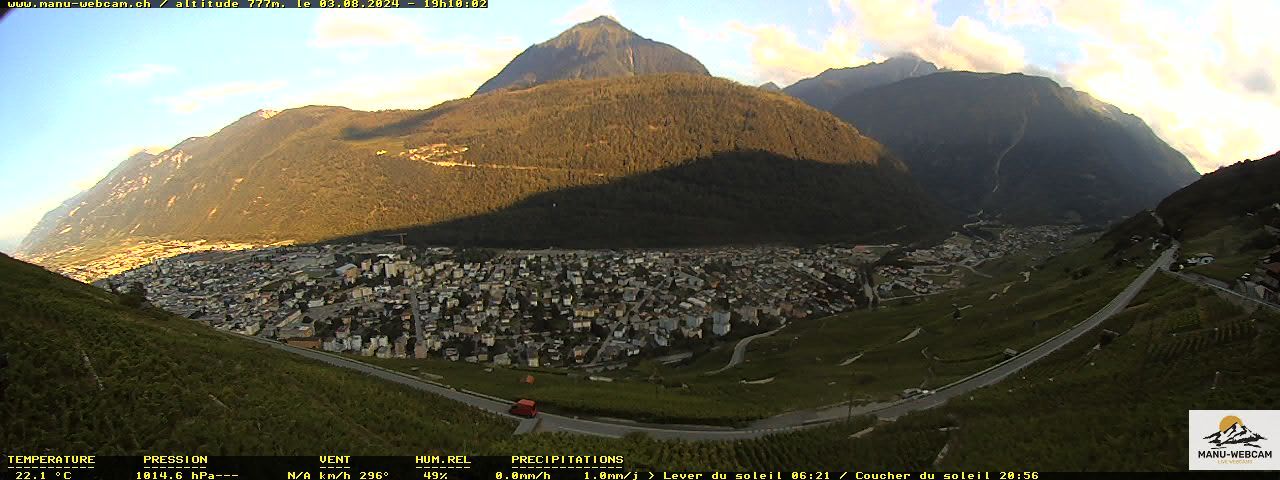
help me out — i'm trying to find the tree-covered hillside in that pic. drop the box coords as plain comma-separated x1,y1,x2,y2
834,71,1200,225
21,74,947,267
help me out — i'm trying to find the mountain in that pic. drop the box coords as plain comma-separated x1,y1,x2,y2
20,74,947,272
1152,150,1280,238
1204,422,1267,448
758,82,782,92
0,252,512,453
832,71,1201,224
783,55,939,110
474,16,709,95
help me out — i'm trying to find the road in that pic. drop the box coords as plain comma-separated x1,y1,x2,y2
1169,270,1280,313
245,245,1176,441
705,324,787,375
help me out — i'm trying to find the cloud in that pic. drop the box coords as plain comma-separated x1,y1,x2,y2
1022,0,1280,170
310,10,426,49
728,0,1026,86
286,63,506,112
157,80,288,114
555,0,617,25
108,64,177,85
835,0,1027,73
730,22,868,86
287,44,520,112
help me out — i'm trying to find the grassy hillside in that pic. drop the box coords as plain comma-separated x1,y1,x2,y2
1155,150,1280,239
484,274,1279,471
0,253,513,454
3,242,1274,470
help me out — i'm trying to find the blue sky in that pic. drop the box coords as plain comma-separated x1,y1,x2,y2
2,0,1278,251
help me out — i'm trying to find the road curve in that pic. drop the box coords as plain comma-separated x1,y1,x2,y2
705,325,786,375
244,246,1176,441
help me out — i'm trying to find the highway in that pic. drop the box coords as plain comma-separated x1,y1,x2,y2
244,245,1176,441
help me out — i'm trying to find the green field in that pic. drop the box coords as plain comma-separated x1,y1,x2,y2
357,236,1154,425
0,254,514,454
1181,222,1274,284
492,273,1280,471
5,237,1277,471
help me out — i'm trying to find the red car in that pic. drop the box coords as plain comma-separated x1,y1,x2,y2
509,399,538,418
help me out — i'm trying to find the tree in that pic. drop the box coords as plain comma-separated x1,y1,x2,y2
120,282,147,308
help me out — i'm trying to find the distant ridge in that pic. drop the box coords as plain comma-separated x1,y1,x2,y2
783,55,940,110
833,71,1200,224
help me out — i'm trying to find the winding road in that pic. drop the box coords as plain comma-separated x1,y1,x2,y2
243,245,1176,441
705,325,787,375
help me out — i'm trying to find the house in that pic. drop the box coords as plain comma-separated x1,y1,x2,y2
1188,253,1216,265
493,352,511,366
285,336,323,349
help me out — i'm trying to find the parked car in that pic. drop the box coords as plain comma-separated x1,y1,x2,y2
509,399,538,418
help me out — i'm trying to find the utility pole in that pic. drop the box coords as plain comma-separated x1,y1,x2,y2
846,368,856,422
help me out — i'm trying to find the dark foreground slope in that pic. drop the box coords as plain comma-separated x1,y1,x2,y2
1104,150,1280,247
22,74,946,264
835,72,1200,224
0,253,512,453
1154,149,1280,238
474,16,709,95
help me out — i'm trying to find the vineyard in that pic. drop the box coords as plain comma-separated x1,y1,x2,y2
0,254,514,454
490,415,950,470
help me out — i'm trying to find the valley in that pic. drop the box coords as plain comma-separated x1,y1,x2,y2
2,6,1277,474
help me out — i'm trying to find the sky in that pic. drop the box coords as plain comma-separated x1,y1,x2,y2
1,0,1278,252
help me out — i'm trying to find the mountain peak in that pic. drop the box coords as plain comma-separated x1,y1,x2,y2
581,15,621,26
473,16,709,95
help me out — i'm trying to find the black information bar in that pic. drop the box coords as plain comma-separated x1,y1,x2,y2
0,456,1273,480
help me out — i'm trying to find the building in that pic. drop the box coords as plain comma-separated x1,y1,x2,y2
1188,253,1216,265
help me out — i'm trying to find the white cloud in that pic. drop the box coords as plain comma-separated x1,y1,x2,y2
555,0,617,26
726,0,1026,86
295,11,523,111
730,22,868,86
835,0,1027,73
108,64,177,85
285,63,506,112
1022,0,1280,170
157,80,288,114
310,10,427,49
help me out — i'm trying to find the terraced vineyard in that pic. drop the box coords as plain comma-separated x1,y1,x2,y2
485,274,1278,471
490,415,948,470
0,254,513,454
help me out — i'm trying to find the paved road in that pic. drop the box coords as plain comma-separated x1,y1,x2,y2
1170,270,1280,313
705,325,787,375
245,246,1176,441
